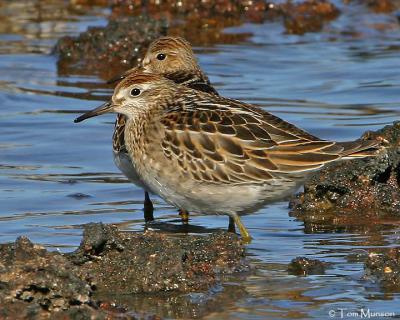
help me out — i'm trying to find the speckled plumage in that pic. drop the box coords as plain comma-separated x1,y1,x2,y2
76,72,381,240
110,37,218,222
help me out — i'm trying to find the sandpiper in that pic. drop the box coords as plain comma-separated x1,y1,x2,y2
110,36,218,223
75,72,381,242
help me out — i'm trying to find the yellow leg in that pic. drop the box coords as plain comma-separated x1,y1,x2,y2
179,209,189,224
232,214,252,243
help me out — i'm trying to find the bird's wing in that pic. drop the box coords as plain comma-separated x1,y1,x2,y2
187,81,219,95
159,94,357,184
165,70,219,95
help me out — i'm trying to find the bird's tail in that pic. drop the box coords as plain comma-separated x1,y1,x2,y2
336,139,383,159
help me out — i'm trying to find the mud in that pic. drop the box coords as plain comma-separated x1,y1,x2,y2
0,223,247,319
289,122,400,233
288,257,327,276
364,248,400,291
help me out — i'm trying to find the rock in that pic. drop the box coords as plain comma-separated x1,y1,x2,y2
288,257,327,276
0,224,247,318
289,122,400,233
0,237,94,318
55,16,166,78
69,223,248,294
364,248,400,291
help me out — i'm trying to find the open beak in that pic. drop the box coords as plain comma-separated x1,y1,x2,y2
74,101,113,123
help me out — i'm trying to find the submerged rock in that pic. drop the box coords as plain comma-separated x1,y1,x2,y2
364,248,400,291
290,121,400,233
0,223,247,318
288,257,327,276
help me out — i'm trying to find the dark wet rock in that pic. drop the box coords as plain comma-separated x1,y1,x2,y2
0,224,247,318
290,122,400,233
288,257,327,276
70,223,248,294
55,16,166,77
364,248,400,291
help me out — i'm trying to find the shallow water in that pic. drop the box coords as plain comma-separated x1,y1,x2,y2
1,1,400,318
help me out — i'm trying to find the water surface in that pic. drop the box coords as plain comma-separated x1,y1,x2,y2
1,1,400,318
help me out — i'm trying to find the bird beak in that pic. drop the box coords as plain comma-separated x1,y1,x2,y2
106,72,127,84
106,66,143,84
74,101,113,123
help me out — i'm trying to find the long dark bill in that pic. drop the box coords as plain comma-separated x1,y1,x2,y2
74,101,113,123
106,73,127,84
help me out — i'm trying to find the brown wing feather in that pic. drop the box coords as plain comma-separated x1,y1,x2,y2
160,94,335,184
159,92,382,183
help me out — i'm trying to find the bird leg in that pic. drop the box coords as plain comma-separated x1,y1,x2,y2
179,208,190,224
231,214,252,243
143,191,154,222
228,216,236,233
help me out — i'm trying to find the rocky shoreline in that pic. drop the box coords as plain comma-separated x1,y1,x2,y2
0,223,247,319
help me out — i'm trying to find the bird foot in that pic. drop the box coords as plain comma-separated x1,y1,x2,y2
179,209,189,224
231,214,252,244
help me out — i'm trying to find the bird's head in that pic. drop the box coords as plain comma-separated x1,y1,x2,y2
141,36,200,75
75,73,175,122
107,36,201,84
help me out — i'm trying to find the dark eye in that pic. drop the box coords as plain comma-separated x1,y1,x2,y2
130,88,141,96
157,53,166,60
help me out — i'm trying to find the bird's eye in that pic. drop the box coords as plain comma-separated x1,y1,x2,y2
130,88,141,96
157,53,166,61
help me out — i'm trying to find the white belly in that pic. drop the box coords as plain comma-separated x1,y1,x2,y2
113,150,146,189
139,168,303,216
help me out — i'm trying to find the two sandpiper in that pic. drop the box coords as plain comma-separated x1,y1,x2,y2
75,37,381,242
